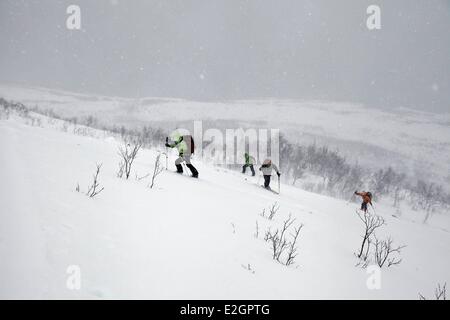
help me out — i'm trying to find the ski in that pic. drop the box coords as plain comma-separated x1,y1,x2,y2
167,170,199,179
260,185,279,195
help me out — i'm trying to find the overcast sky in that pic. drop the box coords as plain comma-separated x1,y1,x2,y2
0,0,449,112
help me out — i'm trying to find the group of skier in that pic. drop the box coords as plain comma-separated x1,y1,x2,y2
242,153,280,191
165,130,373,212
241,152,373,210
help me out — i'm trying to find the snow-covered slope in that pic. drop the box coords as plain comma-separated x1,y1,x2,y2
0,115,449,299
1,84,449,186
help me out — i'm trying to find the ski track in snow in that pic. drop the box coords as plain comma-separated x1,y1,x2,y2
0,118,449,299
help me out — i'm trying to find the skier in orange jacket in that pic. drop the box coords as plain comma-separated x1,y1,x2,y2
354,191,373,213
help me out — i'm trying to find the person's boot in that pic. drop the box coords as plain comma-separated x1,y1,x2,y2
186,164,199,178
176,164,183,174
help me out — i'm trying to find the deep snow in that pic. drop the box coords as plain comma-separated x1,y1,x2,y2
0,115,449,299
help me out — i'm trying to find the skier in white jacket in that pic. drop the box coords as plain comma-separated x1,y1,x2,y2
259,159,280,190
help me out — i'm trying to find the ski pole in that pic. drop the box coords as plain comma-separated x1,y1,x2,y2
165,147,168,170
165,137,169,170
346,193,355,205
278,174,281,194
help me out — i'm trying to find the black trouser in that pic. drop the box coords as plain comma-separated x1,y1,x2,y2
186,164,198,177
175,154,198,177
176,163,198,177
361,202,368,212
263,175,271,188
242,164,255,176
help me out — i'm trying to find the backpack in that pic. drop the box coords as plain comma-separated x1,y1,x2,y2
183,135,195,154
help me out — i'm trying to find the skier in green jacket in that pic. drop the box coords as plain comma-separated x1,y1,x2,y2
165,131,199,178
242,153,256,176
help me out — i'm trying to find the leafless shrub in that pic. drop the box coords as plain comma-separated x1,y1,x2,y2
265,214,303,266
117,142,142,179
286,225,304,266
86,163,105,198
264,226,271,241
83,115,98,127
268,202,280,220
0,104,10,119
291,147,307,185
260,208,266,218
435,283,447,300
359,237,372,264
373,236,405,268
419,283,447,300
117,159,125,178
416,181,445,223
260,202,279,220
0,98,29,118
355,253,371,268
393,185,406,211
354,233,373,268
148,152,164,189
267,228,287,261
356,210,385,259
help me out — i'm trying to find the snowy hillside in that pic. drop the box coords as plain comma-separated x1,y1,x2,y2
1,84,449,187
1,113,449,299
